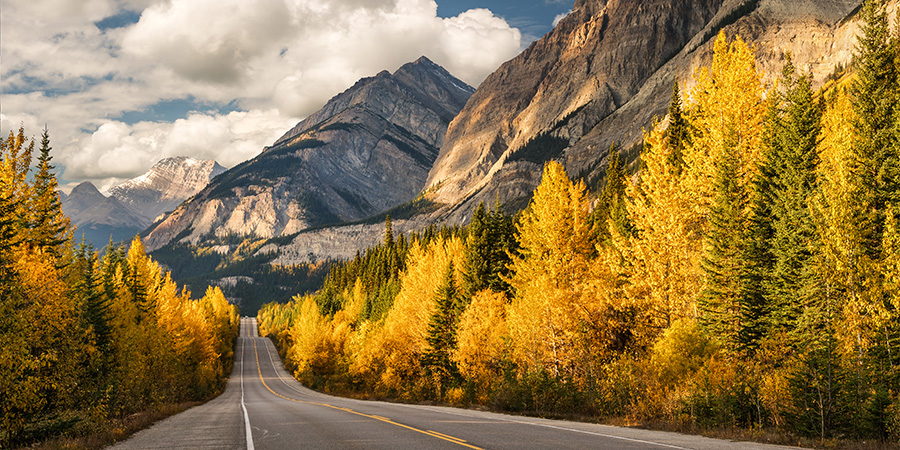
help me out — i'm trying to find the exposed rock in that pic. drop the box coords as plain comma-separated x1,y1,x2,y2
143,57,473,251
62,182,146,229
422,0,862,225
264,220,419,265
109,156,226,224
61,181,146,246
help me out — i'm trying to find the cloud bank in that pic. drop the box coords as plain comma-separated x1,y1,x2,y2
1,0,522,190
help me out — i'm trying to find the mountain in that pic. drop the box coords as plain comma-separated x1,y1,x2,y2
62,157,225,247
264,0,866,266
423,0,862,221
109,156,226,224
62,182,146,246
143,56,474,251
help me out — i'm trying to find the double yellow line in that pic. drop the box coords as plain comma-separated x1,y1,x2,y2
251,338,482,450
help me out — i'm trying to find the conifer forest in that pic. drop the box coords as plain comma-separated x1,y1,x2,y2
0,132,239,446
6,0,900,448
258,5,900,443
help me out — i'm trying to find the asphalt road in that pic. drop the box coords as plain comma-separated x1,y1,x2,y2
110,317,800,450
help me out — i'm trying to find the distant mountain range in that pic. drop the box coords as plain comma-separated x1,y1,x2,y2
62,157,225,247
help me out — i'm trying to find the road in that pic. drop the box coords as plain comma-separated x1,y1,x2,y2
110,317,799,449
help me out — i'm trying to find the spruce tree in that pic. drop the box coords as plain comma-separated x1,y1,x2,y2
461,202,490,298
593,146,632,242
700,137,747,349
30,127,69,254
422,262,462,397
461,201,515,299
665,82,689,174
851,0,900,255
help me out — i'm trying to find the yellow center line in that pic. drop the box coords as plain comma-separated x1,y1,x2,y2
428,430,469,443
251,337,482,450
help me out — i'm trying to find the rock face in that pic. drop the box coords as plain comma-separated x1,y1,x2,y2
143,57,473,251
63,182,146,229
62,182,146,246
423,0,862,223
109,157,226,224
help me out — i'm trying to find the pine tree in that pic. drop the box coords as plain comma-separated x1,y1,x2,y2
851,0,900,256
766,61,822,340
462,203,490,298
461,201,515,299
665,82,689,173
422,261,463,397
700,140,748,349
594,146,632,241
77,243,111,349
29,127,70,254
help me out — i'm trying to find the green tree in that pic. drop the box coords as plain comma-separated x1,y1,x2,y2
422,262,463,397
29,127,70,255
665,82,689,173
765,60,822,343
461,201,515,299
700,140,747,350
851,0,900,256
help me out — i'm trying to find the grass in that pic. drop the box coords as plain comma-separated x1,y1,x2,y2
12,402,202,450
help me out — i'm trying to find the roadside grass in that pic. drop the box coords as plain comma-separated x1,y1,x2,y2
13,401,201,450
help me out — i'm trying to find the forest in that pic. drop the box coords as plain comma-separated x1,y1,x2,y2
0,128,239,447
257,2,900,442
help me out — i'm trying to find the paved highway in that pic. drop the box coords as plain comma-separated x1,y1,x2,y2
110,317,799,449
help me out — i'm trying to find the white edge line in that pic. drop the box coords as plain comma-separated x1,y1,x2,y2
391,401,691,450
253,320,685,450
241,320,255,450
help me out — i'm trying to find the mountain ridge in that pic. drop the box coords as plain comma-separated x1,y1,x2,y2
142,56,473,252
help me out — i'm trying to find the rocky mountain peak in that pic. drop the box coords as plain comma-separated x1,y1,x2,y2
108,156,226,223
142,58,473,251
421,0,861,223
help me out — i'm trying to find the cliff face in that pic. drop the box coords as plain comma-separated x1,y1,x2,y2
424,0,862,222
143,57,473,251
109,157,226,224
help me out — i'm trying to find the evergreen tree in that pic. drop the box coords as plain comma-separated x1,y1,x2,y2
76,243,111,349
665,82,689,174
766,61,822,340
851,0,900,256
594,146,632,241
700,139,747,349
461,201,515,299
30,127,69,254
422,262,463,397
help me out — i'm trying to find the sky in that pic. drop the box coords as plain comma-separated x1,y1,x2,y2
0,0,572,193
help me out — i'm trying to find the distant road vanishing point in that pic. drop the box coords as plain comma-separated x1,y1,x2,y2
109,318,799,450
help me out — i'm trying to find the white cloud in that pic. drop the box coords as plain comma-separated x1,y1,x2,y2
58,110,295,188
1,0,522,189
553,10,572,27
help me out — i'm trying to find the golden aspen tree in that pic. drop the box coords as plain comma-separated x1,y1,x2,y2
452,289,509,402
684,31,766,212
351,236,464,398
506,161,593,379
625,116,703,340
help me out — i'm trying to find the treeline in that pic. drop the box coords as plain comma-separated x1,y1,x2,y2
0,128,239,447
151,240,329,316
257,2,900,442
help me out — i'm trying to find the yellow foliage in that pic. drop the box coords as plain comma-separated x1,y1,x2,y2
684,31,766,213
625,121,704,338
506,161,593,378
453,289,509,400
352,236,464,397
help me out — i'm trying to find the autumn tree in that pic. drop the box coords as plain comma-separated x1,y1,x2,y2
506,161,593,378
